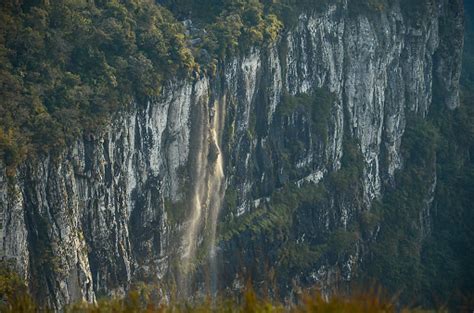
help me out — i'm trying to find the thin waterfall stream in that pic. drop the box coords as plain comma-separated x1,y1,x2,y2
180,100,226,295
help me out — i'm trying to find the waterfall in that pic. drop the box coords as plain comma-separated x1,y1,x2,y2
180,98,226,295
206,103,226,293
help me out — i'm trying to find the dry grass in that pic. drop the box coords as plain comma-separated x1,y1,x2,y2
0,264,455,313
63,288,403,313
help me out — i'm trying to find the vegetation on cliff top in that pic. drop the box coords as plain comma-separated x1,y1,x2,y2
0,0,191,172
0,0,393,171
0,0,284,173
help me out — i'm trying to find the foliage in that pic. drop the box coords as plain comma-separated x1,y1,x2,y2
219,137,367,290
0,0,195,171
273,89,334,181
0,0,290,171
365,116,441,301
159,0,297,60
0,128,28,176
327,229,359,261
279,241,327,274
0,263,409,313
364,6,474,307
277,90,333,126
164,198,189,226
219,182,326,242
348,0,386,15
399,0,431,20
200,1,283,60
0,262,39,312
327,140,364,194
68,292,402,313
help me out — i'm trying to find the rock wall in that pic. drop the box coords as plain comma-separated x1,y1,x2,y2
0,0,463,309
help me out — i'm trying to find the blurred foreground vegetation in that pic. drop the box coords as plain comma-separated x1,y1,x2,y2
0,261,441,313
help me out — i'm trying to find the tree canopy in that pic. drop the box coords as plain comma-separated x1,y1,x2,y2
0,0,285,172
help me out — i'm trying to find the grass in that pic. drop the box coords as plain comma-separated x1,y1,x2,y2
0,276,448,313
64,288,400,313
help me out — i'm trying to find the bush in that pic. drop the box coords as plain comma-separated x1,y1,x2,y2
0,0,196,168
0,266,403,313
0,262,38,313
0,128,28,176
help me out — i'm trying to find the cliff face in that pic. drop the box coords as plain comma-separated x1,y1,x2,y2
0,0,463,309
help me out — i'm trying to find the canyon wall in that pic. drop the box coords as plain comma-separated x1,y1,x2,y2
0,0,463,309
